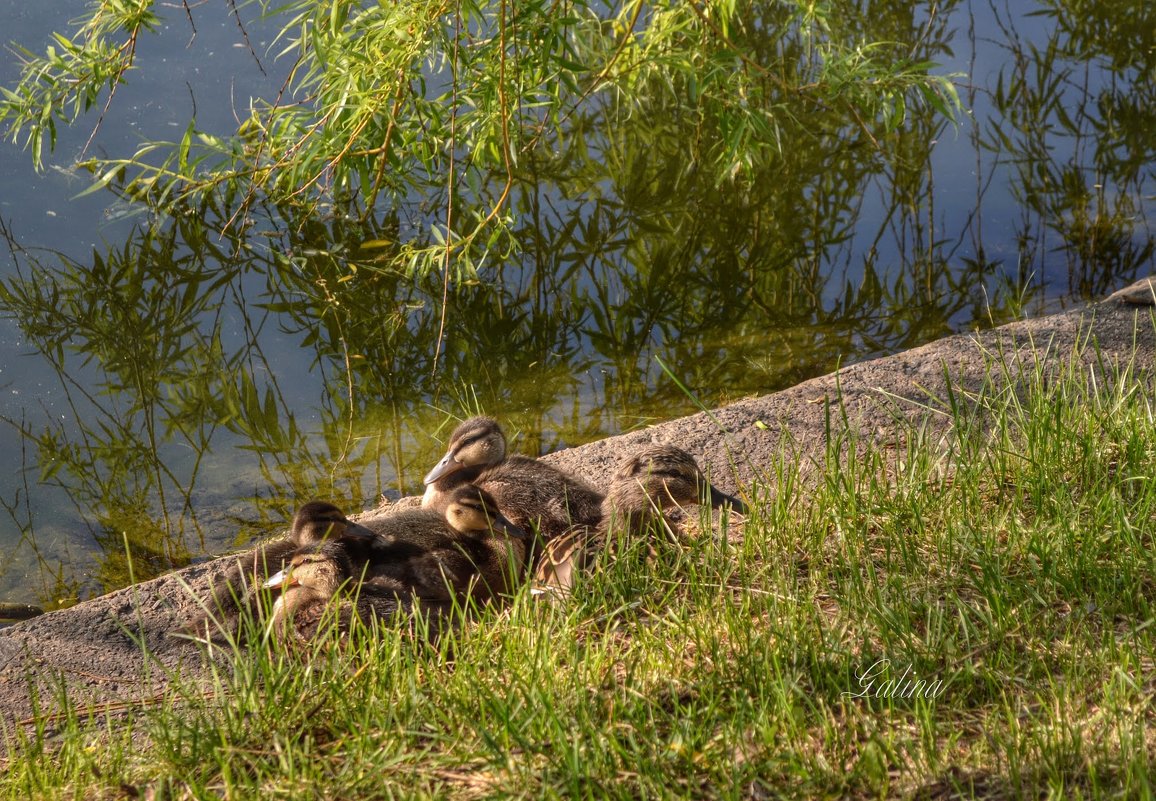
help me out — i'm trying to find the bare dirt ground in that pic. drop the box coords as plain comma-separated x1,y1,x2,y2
1,277,1152,739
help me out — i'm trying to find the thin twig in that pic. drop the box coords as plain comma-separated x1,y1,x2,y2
363,78,407,216
17,687,222,728
431,2,465,376
221,55,301,236
179,0,197,45
80,30,140,161
226,0,266,77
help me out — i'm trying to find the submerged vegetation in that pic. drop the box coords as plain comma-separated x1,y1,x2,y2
2,339,1154,798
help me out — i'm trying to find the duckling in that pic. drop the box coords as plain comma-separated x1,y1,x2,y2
423,416,604,542
362,483,531,605
601,444,747,533
533,444,748,594
263,541,452,643
175,501,379,638
422,416,507,507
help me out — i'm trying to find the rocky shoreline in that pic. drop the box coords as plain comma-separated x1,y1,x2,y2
1,277,1152,738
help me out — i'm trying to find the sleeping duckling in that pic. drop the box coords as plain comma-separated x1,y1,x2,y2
362,483,531,606
422,416,507,507
423,416,604,542
263,541,452,643
175,501,378,638
601,444,747,533
533,444,748,594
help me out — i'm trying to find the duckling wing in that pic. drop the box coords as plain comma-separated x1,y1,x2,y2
355,510,458,596
352,508,528,604
356,591,457,642
531,525,597,597
273,587,456,643
476,457,604,539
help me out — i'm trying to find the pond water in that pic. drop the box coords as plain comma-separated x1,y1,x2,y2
0,1,1151,607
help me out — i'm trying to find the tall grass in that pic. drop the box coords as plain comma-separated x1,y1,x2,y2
2,341,1153,799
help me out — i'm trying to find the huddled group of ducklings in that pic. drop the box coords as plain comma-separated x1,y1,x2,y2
179,416,748,644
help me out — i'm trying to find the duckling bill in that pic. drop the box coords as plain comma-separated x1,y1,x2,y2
422,415,506,488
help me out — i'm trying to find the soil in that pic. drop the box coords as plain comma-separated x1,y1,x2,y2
1,277,1152,741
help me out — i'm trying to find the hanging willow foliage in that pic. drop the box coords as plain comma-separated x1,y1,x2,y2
0,0,960,279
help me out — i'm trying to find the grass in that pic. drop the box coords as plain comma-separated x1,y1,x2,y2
2,339,1154,800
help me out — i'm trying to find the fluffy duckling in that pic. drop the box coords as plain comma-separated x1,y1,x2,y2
263,541,452,643
422,416,507,507
601,444,747,532
423,416,604,542
533,444,748,594
362,483,531,605
176,501,378,638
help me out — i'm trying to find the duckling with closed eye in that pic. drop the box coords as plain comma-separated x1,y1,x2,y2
533,444,748,595
263,541,453,643
601,444,747,533
175,500,379,639
422,416,507,508
362,483,531,606
423,416,604,543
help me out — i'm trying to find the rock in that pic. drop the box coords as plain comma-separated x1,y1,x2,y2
1,275,1154,741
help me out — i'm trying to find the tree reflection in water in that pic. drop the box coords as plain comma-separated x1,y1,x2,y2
0,0,1151,603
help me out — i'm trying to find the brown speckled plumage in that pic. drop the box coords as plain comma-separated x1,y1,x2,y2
264,541,452,643
362,483,530,605
533,445,747,594
175,500,379,638
422,416,604,543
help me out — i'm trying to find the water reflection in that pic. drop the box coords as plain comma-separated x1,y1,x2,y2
0,0,1151,603
981,0,1154,299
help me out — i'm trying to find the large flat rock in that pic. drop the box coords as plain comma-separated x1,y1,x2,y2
2,277,1153,739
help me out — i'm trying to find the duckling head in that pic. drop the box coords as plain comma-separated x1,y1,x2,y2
423,416,508,486
443,483,528,539
604,444,748,524
262,542,358,638
264,540,354,598
291,501,377,547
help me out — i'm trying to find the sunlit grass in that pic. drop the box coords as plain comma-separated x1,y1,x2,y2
2,342,1154,799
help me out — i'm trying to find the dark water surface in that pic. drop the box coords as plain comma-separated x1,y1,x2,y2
0,1,1151,606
